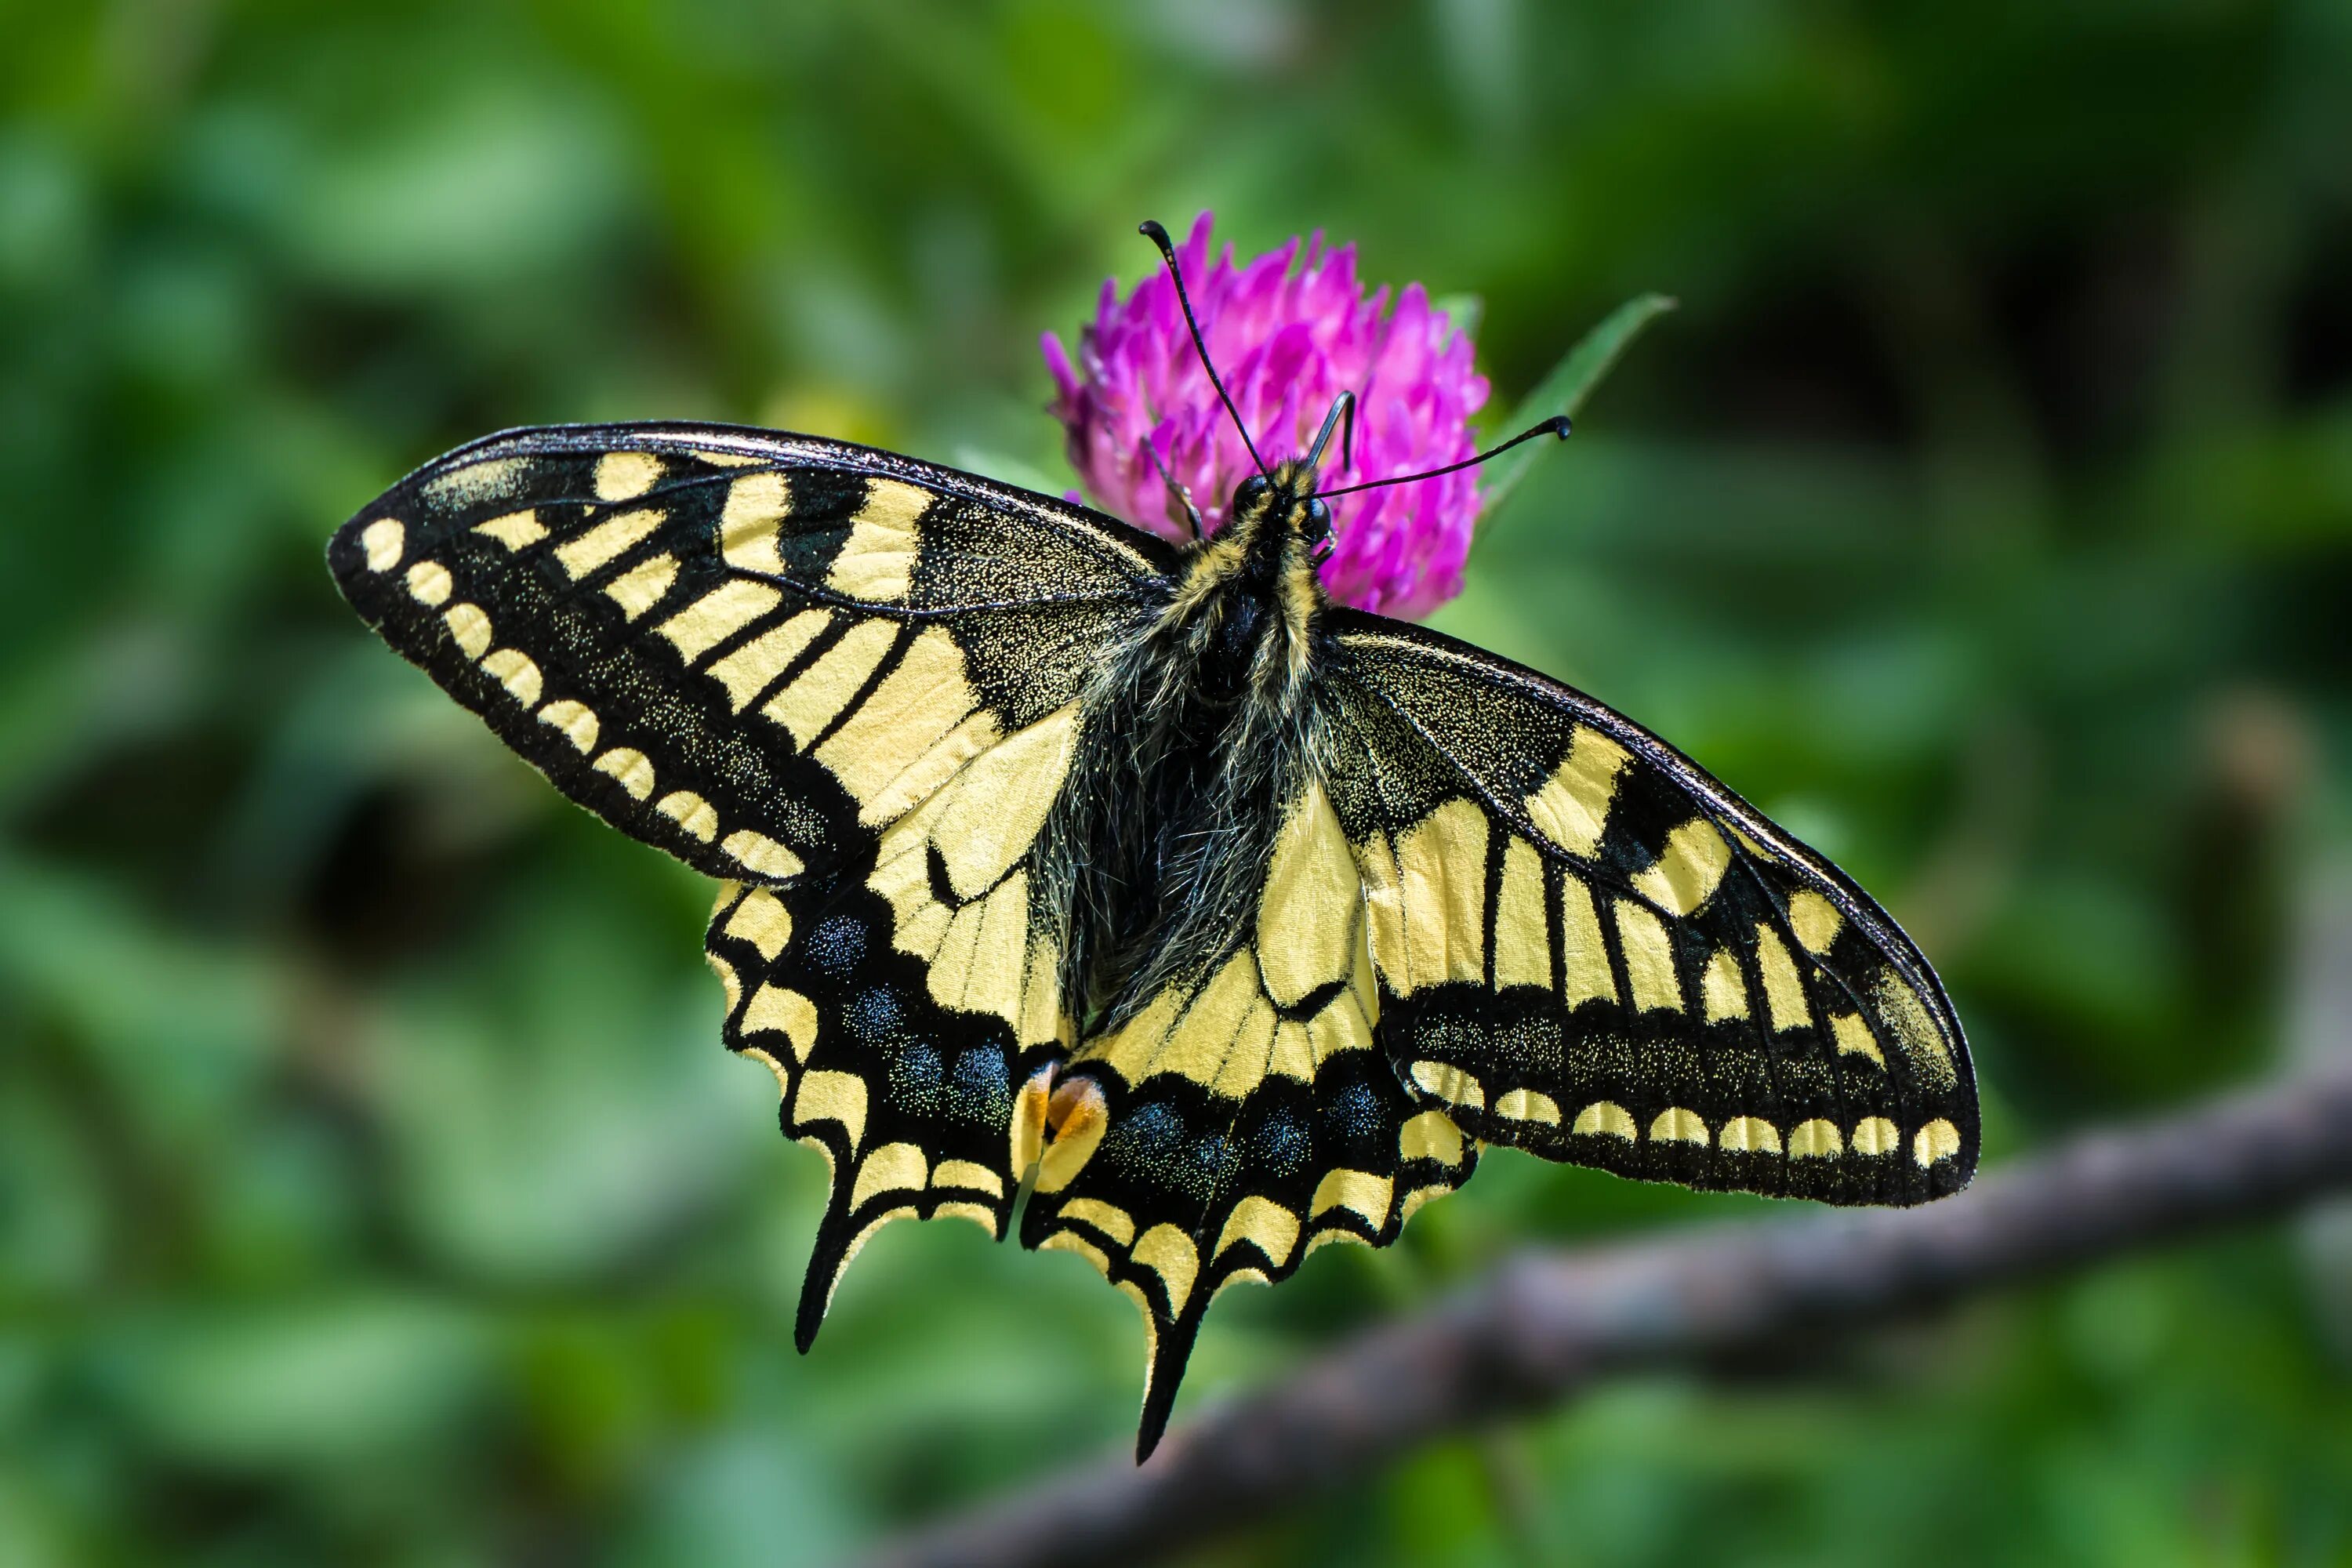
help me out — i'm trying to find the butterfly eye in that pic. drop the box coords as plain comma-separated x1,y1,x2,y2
1304,499,1333,543
1236,475,1271,509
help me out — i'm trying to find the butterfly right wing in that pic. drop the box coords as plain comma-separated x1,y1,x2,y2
1321,612,1978,1207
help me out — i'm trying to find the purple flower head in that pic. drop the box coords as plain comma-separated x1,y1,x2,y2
1043,212,1490,619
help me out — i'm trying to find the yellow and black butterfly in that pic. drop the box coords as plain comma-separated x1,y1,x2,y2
329,225,1975,1461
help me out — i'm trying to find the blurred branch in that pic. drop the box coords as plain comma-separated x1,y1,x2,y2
865,1065,2352,1568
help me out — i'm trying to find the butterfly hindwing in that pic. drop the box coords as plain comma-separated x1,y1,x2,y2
1023,779,1478,1457
707,867,1065,1348
1323,612,1977,1206
327,422,1173,887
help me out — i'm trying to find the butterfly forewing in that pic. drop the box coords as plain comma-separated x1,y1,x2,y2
1322,612,1978,1204
328,422,1172,887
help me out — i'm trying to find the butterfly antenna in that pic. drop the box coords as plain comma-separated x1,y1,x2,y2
1140,220,1270,481
1314,416,1570,499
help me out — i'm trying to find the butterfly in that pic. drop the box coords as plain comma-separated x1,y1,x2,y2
328,223,1976,1461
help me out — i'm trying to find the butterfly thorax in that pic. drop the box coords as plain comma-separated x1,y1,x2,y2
1040,461,1334,1031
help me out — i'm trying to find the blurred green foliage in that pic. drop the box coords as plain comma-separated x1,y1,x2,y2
4,2,2350,1563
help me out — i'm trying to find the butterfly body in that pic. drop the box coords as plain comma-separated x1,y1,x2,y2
330,420,1977,1459
1046,459,1334,1029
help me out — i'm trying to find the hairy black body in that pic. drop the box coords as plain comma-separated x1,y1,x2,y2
1040,462,1336,1029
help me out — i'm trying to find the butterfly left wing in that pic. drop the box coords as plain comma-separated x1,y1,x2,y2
330,421,1175,1348
1321,611,1978,1207
328,421,1174,887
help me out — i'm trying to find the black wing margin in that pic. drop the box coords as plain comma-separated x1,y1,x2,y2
1321,611,1978,1207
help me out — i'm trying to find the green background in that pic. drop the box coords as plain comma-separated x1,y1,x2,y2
5,2,2350,1563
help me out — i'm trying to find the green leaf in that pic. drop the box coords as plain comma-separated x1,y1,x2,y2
1475,292,1677,539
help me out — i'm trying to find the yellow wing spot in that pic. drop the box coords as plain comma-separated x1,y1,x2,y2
827,477,931,602
1755,922,1811,1030
660,580,785,663
1494,1087,1562,1125
1399,1109,1465,1166
849,1142,930,1210
1210,992,1279,1102
1020,937,1066,1051
1493,836,1552,989
1788,890,1844,955
741,984,817,1062
1787,1118,1842,1157
554,507,663,579
360,517,405,572
405,560,452,607
1409,1059,1485,1111
473,509,547,550
1559,875,1617,1007
421,455,529,508
920,706,1080,901
1214,1196,1301,1268
1058,1196,1138,1247
739,1044,789,1099
931,1160,1005,1198
1573,1101,1637,1139
1871,969,1958,1088
1091,953,1233,1087
1633,818,1733,916
1308,1169,1392,1229
1851,1116,1898,1156
815,626,981,811
1613,899,1683,1013
1255,782,1363,1007
719,470,791,572
688,448,766,467
856,709,1004,829
1649,1107,1710,1145
536,699,599,754
593,449,662,503
1040,1229,1113,1278
764,619,898,749
1132,1224,1200,1316
708,610,833,712
927,872,1031,1029
442,603,492,659
1034,1075,1107,1194
1700,948,1750,1022
723,888,792,961
792,1069,868,1152
1717,1115,1782,1153
593,747,655,801
1831,1012,1886,1067
1269,1020,1314,1083
1396,799,1489,987
721,829,802,880
480,648,542,707
1524,725,1632,858
603,554,677,620
654,789,718,843
1913,1119,1962,1167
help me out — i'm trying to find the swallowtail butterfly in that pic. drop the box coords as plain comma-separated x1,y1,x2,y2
330,226,1975,1460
